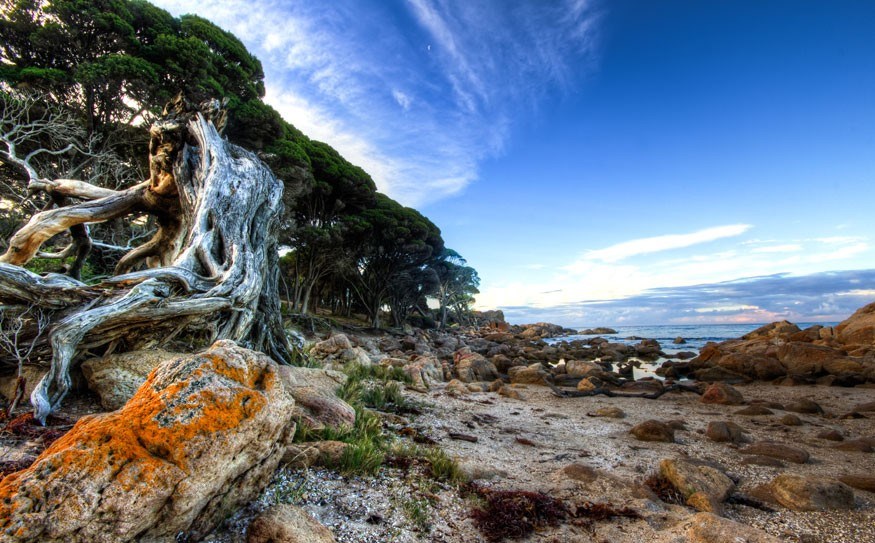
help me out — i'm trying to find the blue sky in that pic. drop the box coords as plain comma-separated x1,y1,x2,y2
153,0,875,326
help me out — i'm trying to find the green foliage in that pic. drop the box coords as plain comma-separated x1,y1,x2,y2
425,447,466,485
399,496,432,533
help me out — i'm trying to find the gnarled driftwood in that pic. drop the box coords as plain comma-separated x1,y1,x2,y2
0,97,294,422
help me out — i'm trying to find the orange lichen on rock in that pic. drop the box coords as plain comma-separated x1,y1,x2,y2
0,340,296,543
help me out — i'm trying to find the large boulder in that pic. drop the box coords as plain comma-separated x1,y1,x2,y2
686,513,783,543
0,341,296,542
453,348,499,383
310,334,353,356
81,349,183,410
508,363,550,385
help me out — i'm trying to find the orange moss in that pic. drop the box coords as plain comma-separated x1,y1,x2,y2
0,349,276,529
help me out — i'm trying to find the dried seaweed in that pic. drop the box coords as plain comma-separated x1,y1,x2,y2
643,472,685,505
571,501,641,532
2,412,73,449
469,487,568,541
0,458,33,478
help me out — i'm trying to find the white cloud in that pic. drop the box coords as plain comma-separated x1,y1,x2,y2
575,224,753,264
751,244,803,253
392,90,412,111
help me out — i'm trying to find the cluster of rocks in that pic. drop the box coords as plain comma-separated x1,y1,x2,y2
659,303,875,385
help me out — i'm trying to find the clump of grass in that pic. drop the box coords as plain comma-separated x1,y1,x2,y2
399,496,432,533
469,488,568,542
425,446,466,484
337,439,384,475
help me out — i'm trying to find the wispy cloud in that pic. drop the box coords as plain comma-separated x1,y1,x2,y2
152,0,601,206
571,224,752,265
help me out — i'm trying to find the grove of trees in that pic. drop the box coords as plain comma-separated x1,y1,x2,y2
0,0,481,364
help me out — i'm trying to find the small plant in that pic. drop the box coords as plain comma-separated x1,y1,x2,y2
642,472,685,505
337,439,384,475
400,496,432,533
425,447,465,484
344,362,412,384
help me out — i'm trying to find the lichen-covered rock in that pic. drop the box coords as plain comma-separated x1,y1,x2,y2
80,349,182,410
444,379,470,396
247,504,336,543
0,340,296,543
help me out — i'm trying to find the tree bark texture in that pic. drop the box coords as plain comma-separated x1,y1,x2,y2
0,98,294,422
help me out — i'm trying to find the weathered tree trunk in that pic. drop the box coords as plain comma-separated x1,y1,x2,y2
0,97,295,422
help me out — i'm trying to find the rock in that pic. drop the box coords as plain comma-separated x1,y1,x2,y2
453,349,499,383
444,379,469,396
247,504,336,543
508,363,549,385
691,366,750,382
743,321,801,340
673,337,687,344
402,355,444,390
835,301,875,346
838,475,875,493
289,387,355,432
784,399,823,414
740,442,810,464
851,400,875,412
0,365,48,404
630,420,675,443
579,327,617,335
311,334,353,357
705,421,746,443
833,439,874,453
763,474,855,511
686,512,783,543
0,341,296,542
816,429,844,441
588,406,625,418
80,350,182,410
277,367,346,392
557,463,598,483
565,359,603,378
777,342,855,376
734,405,773,416
779,414,802,426
620,379,664,394
701,383,745,405
498,385,525,400
659,458,735,503
282,441,348,469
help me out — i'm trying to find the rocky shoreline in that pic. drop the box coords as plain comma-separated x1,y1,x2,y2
0,307,874,542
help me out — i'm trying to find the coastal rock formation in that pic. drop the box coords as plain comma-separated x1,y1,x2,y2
686,310,875,384
0,341,296,542
760,474,855,511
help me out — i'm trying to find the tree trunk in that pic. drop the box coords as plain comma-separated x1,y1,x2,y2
0,97,295,422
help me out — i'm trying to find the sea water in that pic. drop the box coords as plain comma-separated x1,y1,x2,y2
545,322,839,380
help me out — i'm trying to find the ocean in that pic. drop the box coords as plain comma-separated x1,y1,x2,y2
549,322,839,353
545,322,839,379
